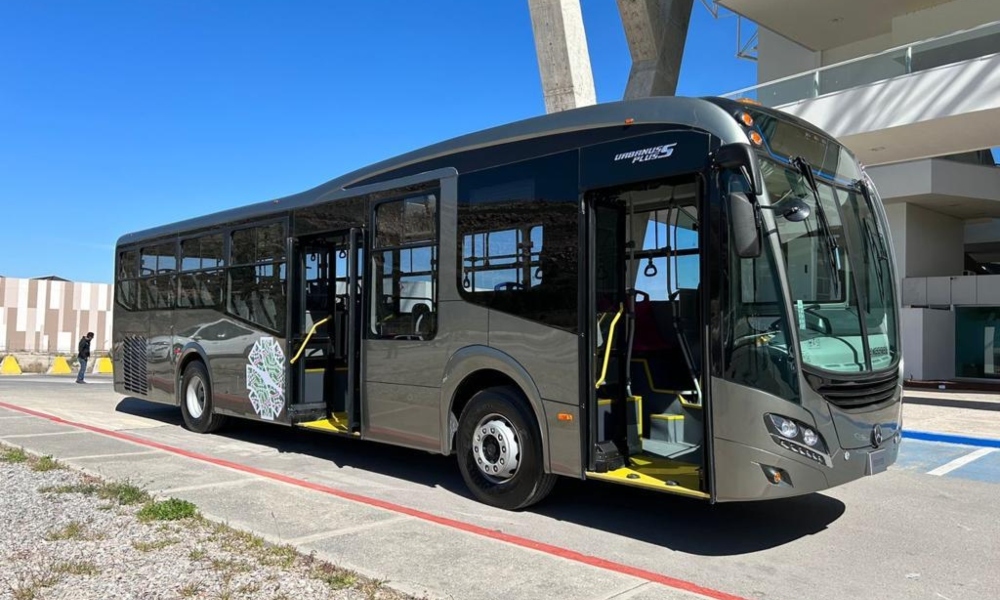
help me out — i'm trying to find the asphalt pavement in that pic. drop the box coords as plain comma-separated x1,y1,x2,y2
1,375,998,600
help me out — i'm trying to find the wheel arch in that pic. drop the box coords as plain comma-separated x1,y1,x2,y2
441,345,550,473
175,344,211,407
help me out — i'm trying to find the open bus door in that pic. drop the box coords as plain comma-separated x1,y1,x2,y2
581,131,714,500
286,228,364,434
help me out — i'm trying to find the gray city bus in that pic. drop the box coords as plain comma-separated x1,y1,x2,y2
113,97,902,509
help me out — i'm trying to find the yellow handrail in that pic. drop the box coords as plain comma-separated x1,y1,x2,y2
595,305,624,389
289,316,331,365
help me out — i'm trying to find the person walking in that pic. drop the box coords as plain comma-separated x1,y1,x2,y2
76,332,94,384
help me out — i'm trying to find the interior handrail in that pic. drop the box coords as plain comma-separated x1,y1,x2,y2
595,304,624,389
289,315,332,365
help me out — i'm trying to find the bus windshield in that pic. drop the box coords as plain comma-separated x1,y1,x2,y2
759,154,899,374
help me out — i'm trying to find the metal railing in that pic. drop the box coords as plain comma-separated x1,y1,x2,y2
722,21,1000,107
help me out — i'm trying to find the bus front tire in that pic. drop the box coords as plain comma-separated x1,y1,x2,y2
180,362,227,434
456,386,556,510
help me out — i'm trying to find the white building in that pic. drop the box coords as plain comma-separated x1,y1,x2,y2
719,0,1000,382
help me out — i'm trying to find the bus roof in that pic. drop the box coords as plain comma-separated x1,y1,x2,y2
116,96,776,246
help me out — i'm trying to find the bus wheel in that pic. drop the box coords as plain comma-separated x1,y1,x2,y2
456,386,556,510
180,362,227,434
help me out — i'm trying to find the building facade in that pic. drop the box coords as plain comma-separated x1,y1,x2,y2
718,0,1000,381
0,276,113,354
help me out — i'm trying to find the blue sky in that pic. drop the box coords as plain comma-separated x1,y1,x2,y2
0,1,755,283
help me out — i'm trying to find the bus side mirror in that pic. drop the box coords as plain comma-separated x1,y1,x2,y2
715,143,763,196
730,191,762,259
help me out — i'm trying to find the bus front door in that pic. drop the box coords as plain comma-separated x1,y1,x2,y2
287,229,363,434
584,174,711,500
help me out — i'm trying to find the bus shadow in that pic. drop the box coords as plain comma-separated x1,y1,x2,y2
114,397,469,493
539,478,846,556
115,397,845,555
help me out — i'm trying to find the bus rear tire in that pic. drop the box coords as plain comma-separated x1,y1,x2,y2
180,362,227,434
456,386,556,510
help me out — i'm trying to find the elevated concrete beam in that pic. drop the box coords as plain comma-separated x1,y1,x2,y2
528,0,596,114
617,0,694,99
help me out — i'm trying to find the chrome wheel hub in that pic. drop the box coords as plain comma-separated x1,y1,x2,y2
186,376,206,419
472,415,520,482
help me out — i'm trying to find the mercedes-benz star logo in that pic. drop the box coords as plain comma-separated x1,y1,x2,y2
871,424,883,448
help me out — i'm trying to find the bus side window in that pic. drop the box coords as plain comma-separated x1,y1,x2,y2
371,193,438,340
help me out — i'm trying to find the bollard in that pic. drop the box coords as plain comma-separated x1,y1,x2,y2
1,355,22,375
93,357,113,374
50,356,73,375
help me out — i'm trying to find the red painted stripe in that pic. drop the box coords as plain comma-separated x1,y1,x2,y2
0,400,746,600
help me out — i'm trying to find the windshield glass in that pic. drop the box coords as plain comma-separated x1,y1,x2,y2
761,156,899,373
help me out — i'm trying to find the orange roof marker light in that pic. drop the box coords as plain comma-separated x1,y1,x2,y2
624,118,635,126
739,112,754,127
750,131,763,146
737,97,762,105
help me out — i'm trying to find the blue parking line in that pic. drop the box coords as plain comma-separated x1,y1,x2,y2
946,449,1000,484
894,439,972,473
902,430,1000,448
895,439,1000,484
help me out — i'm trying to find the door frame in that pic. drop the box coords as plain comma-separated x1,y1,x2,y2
578,129,717,496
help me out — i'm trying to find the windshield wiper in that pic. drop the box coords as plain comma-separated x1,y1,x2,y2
791,156,841,297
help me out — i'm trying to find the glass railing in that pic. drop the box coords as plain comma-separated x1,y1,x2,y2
723,21,1000,107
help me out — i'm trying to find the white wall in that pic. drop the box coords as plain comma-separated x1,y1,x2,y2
884,203,907,282
822,33,894,66
905,204,964,278
892,0,1000,45
757,28,819,83
901,307,956,380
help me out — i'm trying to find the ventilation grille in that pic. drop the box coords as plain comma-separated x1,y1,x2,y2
122,335,149,395
807,369,899,410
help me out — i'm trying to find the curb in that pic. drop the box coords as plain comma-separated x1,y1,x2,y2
902,430,1000,449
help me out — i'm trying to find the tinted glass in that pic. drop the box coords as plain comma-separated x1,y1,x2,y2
457,151,579,331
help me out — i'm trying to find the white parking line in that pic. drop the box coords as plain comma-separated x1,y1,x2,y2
284,515,412,545
1,430,87,439
927,448,996,476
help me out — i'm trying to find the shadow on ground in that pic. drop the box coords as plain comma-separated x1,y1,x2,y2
115,396,845,556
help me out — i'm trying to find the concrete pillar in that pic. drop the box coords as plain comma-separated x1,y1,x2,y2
528,0,597,114
617,0,694,99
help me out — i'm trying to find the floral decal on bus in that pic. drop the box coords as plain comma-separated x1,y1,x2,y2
246,337,285,421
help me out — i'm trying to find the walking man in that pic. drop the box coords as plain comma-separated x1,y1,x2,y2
76,332,94,384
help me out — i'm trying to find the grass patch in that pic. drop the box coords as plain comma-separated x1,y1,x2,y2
188,547,207,561
132,538,179,552
38,482,100,496
138,498,198,522
8,571,60,600
260,543,298,569
30,455,61,472
40,479,149,507
313,563,358,590
51,560,100,577
99,481,150,506
43,520,88,542
178,581,203,597
209,558,253,574
1,446,29,463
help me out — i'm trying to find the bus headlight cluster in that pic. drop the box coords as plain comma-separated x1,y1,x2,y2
764,414,831,467
769,414,799,439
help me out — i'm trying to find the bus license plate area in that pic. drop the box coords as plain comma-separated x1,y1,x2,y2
866,447,890,475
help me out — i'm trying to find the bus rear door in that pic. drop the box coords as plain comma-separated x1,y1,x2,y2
287,228,364,434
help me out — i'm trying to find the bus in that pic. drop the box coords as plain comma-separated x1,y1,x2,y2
113,96,902,509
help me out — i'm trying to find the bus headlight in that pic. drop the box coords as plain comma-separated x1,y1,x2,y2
764,414,832,467
768,414,798,439
802,428,819,447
